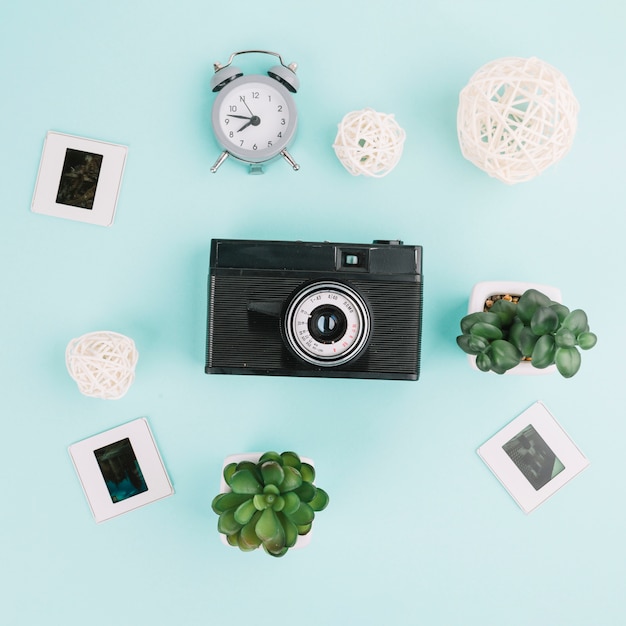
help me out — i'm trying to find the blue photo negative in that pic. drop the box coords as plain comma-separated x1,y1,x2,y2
502,424,565,491
56,148,103,210
94,438,148,503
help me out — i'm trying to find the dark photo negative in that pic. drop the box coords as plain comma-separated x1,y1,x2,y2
94,438,149,503
56,148,103,209
502,424,565,491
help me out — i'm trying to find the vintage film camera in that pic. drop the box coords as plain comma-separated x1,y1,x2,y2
205,239,423,380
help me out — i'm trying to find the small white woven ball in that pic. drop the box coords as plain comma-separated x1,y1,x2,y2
333,108,406,178
65,331,138,399
457,57,579,184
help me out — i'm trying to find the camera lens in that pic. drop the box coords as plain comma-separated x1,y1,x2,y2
308,306,347,343
283,282,370,367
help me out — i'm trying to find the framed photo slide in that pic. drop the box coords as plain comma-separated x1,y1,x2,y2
477,401,589,514
69,418,173,523
31,131,128,226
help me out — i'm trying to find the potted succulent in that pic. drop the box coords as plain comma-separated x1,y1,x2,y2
211,451,329,557
456,281,597,377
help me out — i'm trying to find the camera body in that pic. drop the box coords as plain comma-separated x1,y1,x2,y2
205,239,423,381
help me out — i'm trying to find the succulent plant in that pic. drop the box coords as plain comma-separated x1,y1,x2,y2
456,288,597,378
211,451,329,557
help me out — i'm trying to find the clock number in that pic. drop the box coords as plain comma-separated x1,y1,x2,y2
281,118,286,125
251,91,259,99
224,118,230,125
278,132,283,138
253,144,258,150
229,105,237,112
229,131,234,138
268,140,273,148
240,140,244,146
277,105,283,112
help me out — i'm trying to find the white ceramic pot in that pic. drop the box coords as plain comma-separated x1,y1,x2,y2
466,281,562,375
218,452,313,548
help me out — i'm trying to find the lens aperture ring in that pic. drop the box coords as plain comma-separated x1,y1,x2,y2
284,282,370,367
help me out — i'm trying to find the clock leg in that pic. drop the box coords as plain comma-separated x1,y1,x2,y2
211,151,230,173
280,149,300,171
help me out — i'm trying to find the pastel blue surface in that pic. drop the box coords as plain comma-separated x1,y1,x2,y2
1,1,624,624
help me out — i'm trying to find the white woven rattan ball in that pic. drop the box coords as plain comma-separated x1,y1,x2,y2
65,331,138,399
333,108,406,178
457,57,579,184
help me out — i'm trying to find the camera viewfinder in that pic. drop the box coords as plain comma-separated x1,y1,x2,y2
339,249,368,271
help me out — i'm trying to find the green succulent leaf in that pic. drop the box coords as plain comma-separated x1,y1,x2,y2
272,496,285,512
468,336,489,352
309,487,330,512
258,451,283,465
577,331,597,350
239,512,263,549
277,512,299,547
531,334,556,369
284,501,315,526
457,334,480,355
233,499,258,525
262,521,287,555
562,309,588,335
236,533,259,552
253,494,270,510
226,532,239,547
555,327,576,349
299,463,315,483
255,507,282,542
460,311,502,334
211,492,251,514
489,339,522,374
264,493,279,508
218,509,242,536
263,544,288,558
555,346,582,378
549,302,570,323
278,465,303,492
517,326,539,357
294,482,316,503
508,321,523,348
530,306,559,336
476,352,492,372
516,289,552,324
235,461,262,483
280,451,301,468
489,298,518,326
229,469,262,495
296,523,312,536
282,491,301,515
470,322,503,341
261,461,285,487
223,462,237,486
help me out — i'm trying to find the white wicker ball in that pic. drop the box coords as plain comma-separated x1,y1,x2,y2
333,108,406,178
65,331,138,399
457,57,579,184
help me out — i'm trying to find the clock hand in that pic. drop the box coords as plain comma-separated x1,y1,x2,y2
237,115,261,132
241,99,254,116
228,114,253,120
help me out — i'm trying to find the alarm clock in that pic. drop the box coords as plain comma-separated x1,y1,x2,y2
209,50,300,174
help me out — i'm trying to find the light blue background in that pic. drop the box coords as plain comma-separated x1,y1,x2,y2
1,1,624,624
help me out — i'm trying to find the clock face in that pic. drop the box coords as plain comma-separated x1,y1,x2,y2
212,74,297,163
